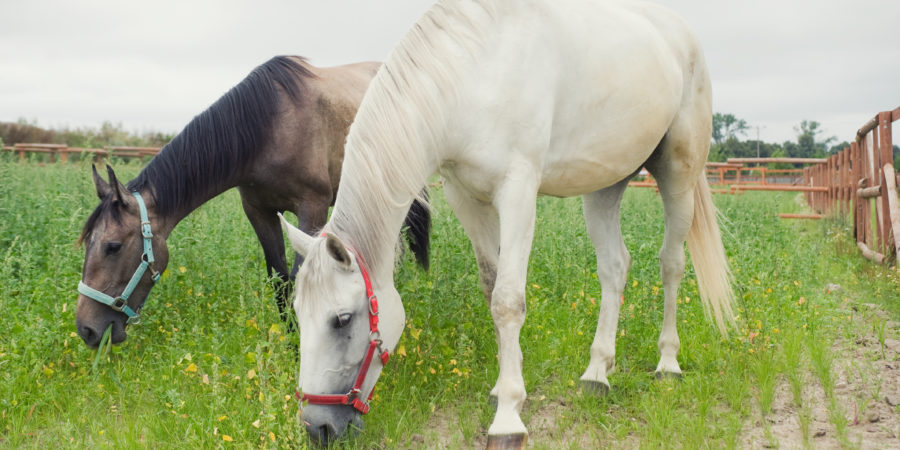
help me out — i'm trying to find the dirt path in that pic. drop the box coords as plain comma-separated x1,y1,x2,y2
743,304,900,449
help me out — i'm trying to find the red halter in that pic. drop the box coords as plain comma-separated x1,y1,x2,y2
297,242,389,415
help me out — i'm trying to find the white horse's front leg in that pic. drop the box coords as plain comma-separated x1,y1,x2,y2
485,163,538,445
579,181,630,394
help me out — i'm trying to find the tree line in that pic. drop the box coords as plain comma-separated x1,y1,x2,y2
0,119,173,150
709,113,900,168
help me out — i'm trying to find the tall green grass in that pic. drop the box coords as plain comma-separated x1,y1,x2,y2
1,160,898,447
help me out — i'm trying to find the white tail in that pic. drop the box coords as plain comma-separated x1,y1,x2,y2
686,175,735,335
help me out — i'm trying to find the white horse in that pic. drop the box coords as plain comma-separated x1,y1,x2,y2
281,0,734,446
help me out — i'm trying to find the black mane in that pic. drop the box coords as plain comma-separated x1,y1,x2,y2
127,56,314,216
80,56,313,243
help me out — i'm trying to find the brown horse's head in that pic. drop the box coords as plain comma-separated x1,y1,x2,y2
76,165,170,348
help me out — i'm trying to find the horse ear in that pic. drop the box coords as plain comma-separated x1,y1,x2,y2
105,165,131,206
92,165,112,199
279,213,314,257
324,234,352,270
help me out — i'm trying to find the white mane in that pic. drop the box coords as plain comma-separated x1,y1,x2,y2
327,0,499,268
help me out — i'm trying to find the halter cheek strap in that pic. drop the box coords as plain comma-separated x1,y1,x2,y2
77,192,161,325
297,245,389,415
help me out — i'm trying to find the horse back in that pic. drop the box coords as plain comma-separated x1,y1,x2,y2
244,60,379,211
443,0,709,197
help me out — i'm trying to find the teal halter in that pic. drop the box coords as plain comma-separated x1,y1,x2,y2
77,192,161,325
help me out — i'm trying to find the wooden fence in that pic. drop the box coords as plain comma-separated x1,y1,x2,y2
1,143,160,163
803,107,900,264
627,107,900,265
631,159,828,195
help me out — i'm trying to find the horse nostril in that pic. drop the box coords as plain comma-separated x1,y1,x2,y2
78,324,101,348
304,421,336,446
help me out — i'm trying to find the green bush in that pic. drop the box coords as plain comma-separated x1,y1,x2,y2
0,119,173,148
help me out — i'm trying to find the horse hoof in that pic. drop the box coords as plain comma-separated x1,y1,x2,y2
654,370,683,381
581,380,610,396
486,433,527,450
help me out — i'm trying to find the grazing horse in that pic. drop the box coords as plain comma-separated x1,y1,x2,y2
76,56,431,348
280,0,735,446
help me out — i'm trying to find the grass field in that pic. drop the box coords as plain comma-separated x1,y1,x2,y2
2,158,899,448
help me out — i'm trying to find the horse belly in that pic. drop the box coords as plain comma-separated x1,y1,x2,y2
537,138,653,197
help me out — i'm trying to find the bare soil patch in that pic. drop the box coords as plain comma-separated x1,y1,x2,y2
743,304,900,449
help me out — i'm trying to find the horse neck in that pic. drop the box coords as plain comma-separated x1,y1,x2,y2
327,144,434,282
326,0,499,278
168,179,241,235
132,160,248,238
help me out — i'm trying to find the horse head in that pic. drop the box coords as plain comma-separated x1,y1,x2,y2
76,165,170,348
280,213,404,445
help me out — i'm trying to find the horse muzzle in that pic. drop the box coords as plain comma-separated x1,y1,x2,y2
75,295,129,348
302,404,363,446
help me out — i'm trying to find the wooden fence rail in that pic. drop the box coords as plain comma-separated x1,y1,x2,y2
1,144,161,163
803,106,900,264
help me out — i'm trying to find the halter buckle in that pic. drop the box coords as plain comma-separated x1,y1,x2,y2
111,296,128,311
141,221,152,239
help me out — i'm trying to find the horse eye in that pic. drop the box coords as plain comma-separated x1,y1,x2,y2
333,313,352,329
104,242,122,255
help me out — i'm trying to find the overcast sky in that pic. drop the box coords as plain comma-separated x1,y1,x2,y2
2,0,898,145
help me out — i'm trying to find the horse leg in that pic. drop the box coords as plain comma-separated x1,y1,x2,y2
485,161,539,445
579,179,631,394
240,197,291,321
443,180,502,398
646,156,698,379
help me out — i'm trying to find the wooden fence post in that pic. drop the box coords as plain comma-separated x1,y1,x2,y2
878,111,894,256
851,141,860,241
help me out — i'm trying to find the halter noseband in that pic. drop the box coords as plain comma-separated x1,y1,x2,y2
77,191,161,325
297,242,389,415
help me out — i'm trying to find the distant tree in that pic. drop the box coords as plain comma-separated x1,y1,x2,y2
712,113,749,145
143,131,175,147
828,141,851,154
782,140,799,160
716,138,782,160
769,147,793,169
0,119,62,144
0,119,171,148
707,141,726,162
792,120,836,158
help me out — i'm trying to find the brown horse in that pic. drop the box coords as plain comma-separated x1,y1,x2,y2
76,56,430,348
